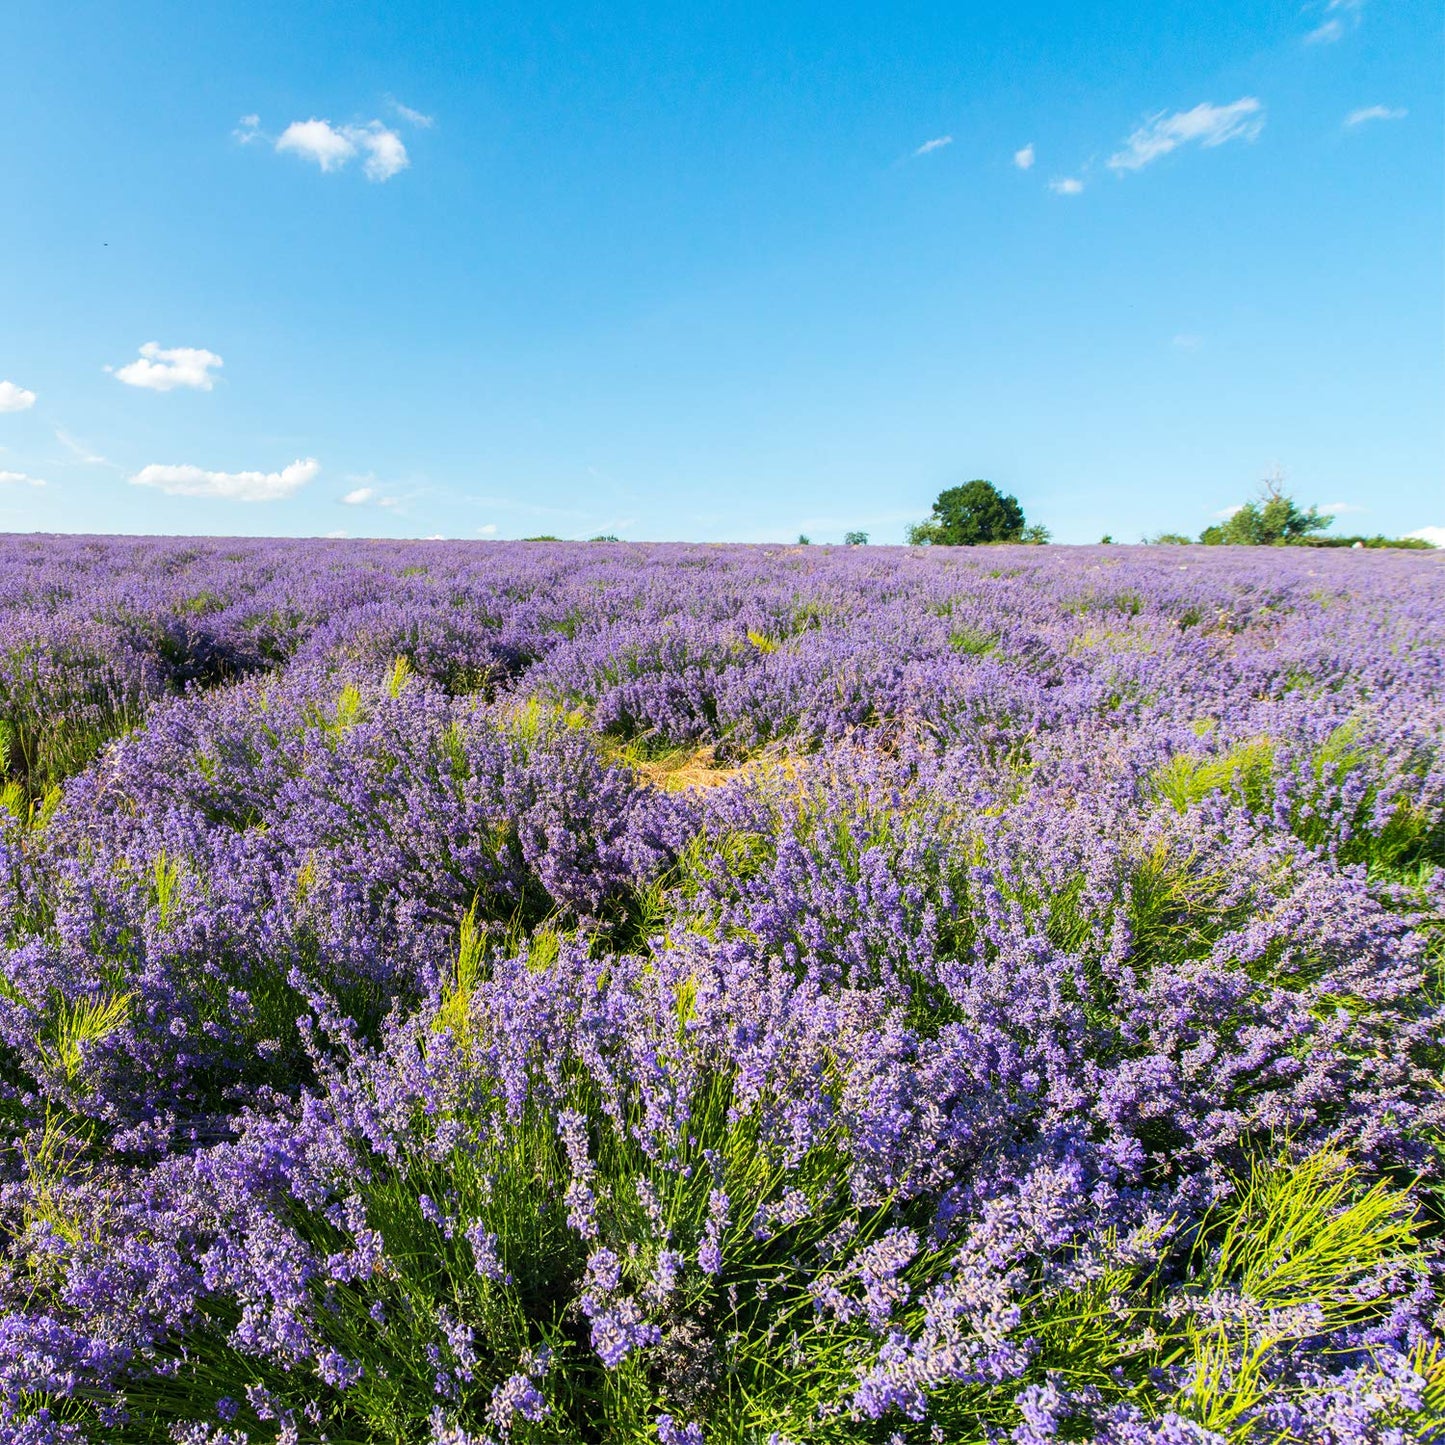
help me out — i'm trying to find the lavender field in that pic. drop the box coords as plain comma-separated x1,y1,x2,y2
1,536,1442,1444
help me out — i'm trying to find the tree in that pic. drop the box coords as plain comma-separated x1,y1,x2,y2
843,530,869,546
1198,477,1332,546
910,480,1027,546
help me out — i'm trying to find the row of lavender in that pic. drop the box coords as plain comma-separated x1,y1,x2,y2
0,536,1442,1443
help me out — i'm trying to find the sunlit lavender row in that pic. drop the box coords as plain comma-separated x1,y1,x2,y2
1,536,1442,1444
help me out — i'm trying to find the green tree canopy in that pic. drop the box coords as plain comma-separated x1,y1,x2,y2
908,479,1027,546
1198,480,1332,546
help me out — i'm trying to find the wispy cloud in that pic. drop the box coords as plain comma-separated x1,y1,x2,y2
1013,143,1035,170
0,470,46,488
272,117,410,181
1319,501,1364,515
55,429,108,465
108,342,223,392
0,382,37,413
130,457,319,502
476,523,498,536
388,97,434,127
1172,333,1203,351
1048,177,1084,195
1345,104,1406,127
1108,98,1264,173
234,114,261,144
913,135,953,157
1306,0,1365,44
1406,526,1445,547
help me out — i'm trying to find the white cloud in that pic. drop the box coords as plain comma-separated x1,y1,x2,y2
1345,105,1406,127
341,484,402,507
1049,177,1084,195
234,114,262,143
0,470,46,487
109,342,223,392
324,530,350,539
274,117,409,181
1013,143,1035,170
1172,333,1203,351
389,98,434,127
913,136,953,157
355,124,409,181
477,523,498,536
1108,98,1264,173
1319,501,1364,515
276,119,358,172
1406,526,1445,548
1306,0,1364,44
0,381,37,413
130,456,319,502
55,429,107,465
1213,504,1244,519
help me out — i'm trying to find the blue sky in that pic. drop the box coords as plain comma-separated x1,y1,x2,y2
1,0,1439,544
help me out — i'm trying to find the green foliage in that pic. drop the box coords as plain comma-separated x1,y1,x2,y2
1198,479,1332,546
1293,533,1436,550
1153,738,1277,815
947,625,997,656
909,480,1028,546
843,531,869,546
1151,532,1192,545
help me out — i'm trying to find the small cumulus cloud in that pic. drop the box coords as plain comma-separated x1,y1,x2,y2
1345,105,1406,127
234,114,262,144
272,117,410,181
1213,505,1244,519
913,135,953,157
1108,98,1264,173
131,457,319,502
341,482,402,508
1319,501,1365,515
0,382,37,413
1406,526,1445,547
0,470,47,488
109,342,223,392
1306,0,1365,44
1013,143,1035,170
477,523,498,536
1049,177,1084,195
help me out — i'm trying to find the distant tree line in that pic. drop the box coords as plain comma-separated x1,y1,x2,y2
1148,477,1433,549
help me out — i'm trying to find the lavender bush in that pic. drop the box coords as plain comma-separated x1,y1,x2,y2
0,536,1440,1443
